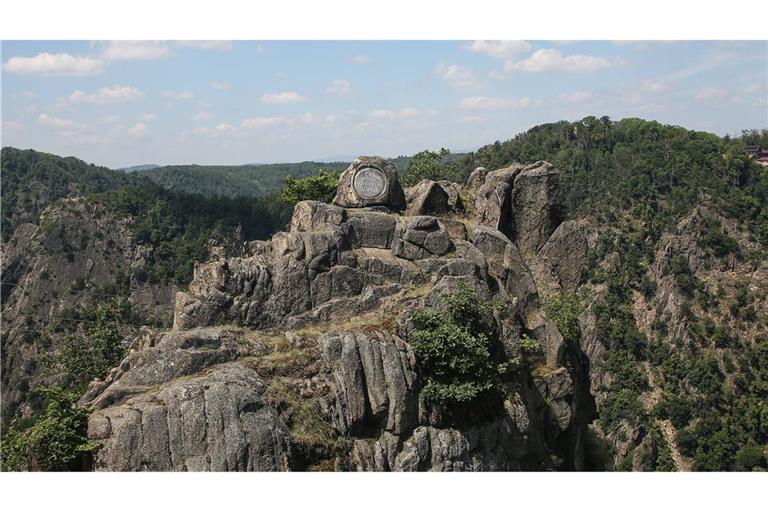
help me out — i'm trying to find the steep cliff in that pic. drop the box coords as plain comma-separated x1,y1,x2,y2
80,160,598,471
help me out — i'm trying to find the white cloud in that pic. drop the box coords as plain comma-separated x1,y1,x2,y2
369,108,419,119
460,96,541,110
175,40,233,51
191,111,213,121
241,116,290,128
101,41,172,61
162,91,195,101
325,79,351,96
211,81,231,91
435,64,486,90
38,114,79,130
215,123,235,132
505,49,613,73
69,85,144,104
3,52,104,76
299,113,317,124
128,122,147,136
261,91,307,104
322,114,339,128
695,87,727,101
351,55,370,64
641,80,667,93
559,91,593,103
468,40,531,59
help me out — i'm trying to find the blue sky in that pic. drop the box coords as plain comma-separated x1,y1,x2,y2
1,40,766,168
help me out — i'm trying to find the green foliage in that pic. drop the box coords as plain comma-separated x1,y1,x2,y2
542,292,584,344
281,170,340,205
401,148,463,186
136,161,348,198
409,285,508,410
734,443,767,471
1,387,91,471
669,255,699,295
1,147,135,240
44,300,128,387
698,218,741,258
451,118,768,247
97,184,289,285
519,335,540,354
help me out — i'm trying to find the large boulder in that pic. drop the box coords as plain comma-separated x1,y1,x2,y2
510,161,566,257
530,220,588,295
87,362,292,471
333,156,406,211
392,216,453,261
404,179,464,215
320,330,418,436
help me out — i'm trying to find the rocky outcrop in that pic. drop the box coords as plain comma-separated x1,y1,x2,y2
78,157,597,471
332,156,406,210
87,362,292,471
404,180,464,215
471,161,565,259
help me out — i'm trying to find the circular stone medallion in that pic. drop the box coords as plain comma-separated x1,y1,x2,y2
353,166,387,199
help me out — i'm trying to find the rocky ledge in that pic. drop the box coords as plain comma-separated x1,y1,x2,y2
81,159,593,471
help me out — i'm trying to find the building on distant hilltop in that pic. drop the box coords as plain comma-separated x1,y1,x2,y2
745,145,768,166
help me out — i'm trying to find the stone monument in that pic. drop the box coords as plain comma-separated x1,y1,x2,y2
332,156,406,210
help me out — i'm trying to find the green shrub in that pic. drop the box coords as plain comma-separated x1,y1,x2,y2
281,170,340,205
409,285,508,409
1,387,92,471
542,291,584,344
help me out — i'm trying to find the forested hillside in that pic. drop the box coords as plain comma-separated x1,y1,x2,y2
2,119,767,472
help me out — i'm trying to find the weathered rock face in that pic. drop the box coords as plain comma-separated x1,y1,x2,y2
404,179,464,216
0,198,176,420
88,362,292,471
79,159,597,471
332,156,406,211
530,220,589,297
471,161,565,259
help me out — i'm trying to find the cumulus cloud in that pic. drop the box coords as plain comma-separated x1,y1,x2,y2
241,116,290,128
351,55,370,64
468,40,531,59
162,91,195,101
191,111,213,121
559,91,593,103
460,96,541,110
128,122,147,136
215,123,235,132
3,52,104,76
436,64,486,90
211,81,231,91
69,85,144,104
368,108,419,119
38,114,79,130
325,79,351,95
261,91,307,104
504,49,613,73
